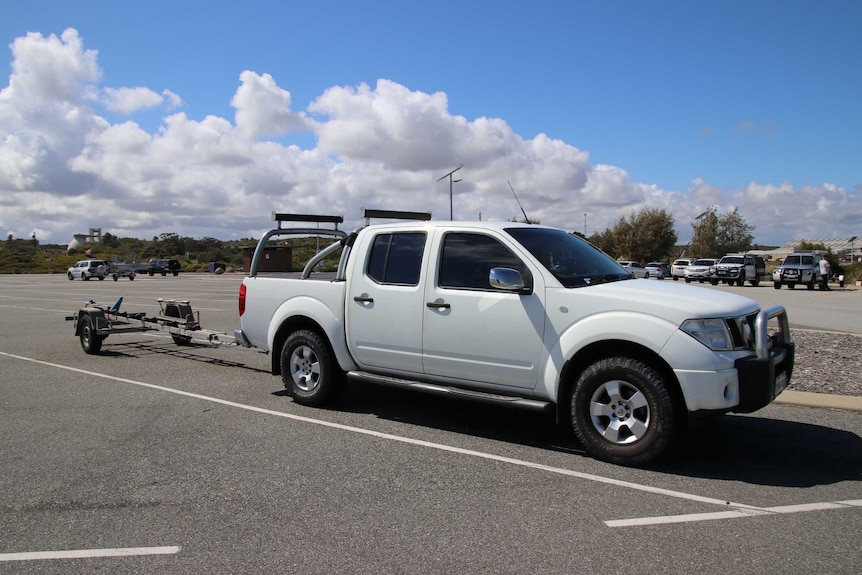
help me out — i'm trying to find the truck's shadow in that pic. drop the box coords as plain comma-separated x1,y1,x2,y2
322,381,861,488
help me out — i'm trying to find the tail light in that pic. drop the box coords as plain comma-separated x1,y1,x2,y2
238,283,246,316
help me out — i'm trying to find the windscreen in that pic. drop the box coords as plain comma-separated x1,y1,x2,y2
505,227,631,288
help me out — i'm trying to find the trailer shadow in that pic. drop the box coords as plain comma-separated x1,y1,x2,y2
96,339,270,373
315,381,861,488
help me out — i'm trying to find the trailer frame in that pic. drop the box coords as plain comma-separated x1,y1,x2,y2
66,297,252,354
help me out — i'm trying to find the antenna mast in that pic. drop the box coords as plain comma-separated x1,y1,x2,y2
508,181,530,223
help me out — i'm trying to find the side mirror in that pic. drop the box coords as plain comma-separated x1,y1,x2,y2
489,267,532,294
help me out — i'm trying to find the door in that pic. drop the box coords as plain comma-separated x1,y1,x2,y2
422,231,546,390
346,231,427,373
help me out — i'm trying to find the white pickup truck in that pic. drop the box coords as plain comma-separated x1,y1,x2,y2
237,210,795,466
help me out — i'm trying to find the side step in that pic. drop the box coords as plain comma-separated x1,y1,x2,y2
346,371,552,413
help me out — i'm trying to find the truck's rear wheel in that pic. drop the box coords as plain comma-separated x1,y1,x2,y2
281,330,344,406
571,357,679,466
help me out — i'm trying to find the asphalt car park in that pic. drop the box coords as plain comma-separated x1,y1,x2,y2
0,274,860,574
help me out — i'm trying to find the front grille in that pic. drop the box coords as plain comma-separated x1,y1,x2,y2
726,313,757,350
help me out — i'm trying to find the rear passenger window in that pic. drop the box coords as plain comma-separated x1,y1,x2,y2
366,232,426,285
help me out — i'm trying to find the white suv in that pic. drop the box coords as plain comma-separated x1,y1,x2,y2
67,259,109,281
671,259,691,281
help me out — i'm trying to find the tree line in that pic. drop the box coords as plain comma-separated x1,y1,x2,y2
587,206,757,263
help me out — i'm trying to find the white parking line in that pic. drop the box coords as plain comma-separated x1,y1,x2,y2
3,351,858,530
0,546,181,562
605,499,862,528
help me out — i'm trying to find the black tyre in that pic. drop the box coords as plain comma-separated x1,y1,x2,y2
172,334,193,346
571,357,680,466
113,275,119,281
68,272,74,281
148,270,154,276
807,278,815,290
789,283,795,289
83,274,90,281
172,270,179,276
737,272,745,287
98,276,105,281
710,279,718,285
684,278,691,283
751,278,760,287
79,315,104,354
280,330,344,406
773,282,781,289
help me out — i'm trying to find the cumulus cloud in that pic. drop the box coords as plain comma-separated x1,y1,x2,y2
231,71,306,139
0,27,859,246
102,86,183,115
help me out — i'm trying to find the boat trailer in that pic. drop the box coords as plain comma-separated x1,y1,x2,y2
66,297,251,354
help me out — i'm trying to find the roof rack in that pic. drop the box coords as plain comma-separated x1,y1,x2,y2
271,212,344,230
360,208,432,225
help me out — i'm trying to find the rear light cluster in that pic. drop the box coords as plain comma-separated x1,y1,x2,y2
238,283,246,316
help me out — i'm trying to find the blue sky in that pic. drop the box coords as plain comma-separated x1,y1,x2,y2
1,0,860,246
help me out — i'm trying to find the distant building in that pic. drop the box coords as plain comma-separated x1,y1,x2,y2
66,228,102,253
768,236,860,262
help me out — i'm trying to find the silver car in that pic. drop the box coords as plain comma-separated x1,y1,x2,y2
67,259,109,281
683,258,717,283
618,261,649,279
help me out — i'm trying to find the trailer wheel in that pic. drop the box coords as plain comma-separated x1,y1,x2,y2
570,356,680,466
280,330,344,407
172,334,193,346
79,315,104,354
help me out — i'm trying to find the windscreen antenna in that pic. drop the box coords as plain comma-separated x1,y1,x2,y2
508,180,530,223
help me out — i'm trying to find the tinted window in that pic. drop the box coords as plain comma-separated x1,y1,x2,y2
506,227,630,287
366,232,425,285
440,232,528,290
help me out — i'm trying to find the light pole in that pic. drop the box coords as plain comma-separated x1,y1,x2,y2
437,166,462,221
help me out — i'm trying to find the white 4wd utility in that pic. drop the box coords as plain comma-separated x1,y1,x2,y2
67,259,109,281
238,210,794,466
772,250,822,290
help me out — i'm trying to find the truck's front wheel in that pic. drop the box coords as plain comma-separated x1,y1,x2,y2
280,330,344,406
571,357,679,466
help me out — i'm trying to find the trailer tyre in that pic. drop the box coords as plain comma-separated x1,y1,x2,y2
571,356,679,466
280,330,344,407
172,334,193,346
79,315,104,354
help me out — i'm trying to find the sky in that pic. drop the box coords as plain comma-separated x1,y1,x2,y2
1,0,860,247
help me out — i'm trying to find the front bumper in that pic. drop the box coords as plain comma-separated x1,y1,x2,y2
733,305,795,413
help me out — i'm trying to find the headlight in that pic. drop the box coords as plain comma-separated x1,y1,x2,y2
681,318,734,351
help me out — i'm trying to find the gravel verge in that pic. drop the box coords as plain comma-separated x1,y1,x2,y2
788,329,862,397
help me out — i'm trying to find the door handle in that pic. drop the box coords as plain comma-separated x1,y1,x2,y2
426,301,450,309
353,295,374,303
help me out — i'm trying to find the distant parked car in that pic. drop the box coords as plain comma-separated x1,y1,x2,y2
772,250,822,290
67,259,110,281
148,259,181,276
711,254,766,286
618,261,649,279
684,258,717,283
670,259,691,281
646,262,671,279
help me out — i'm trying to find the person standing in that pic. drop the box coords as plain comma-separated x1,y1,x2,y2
818,254,831,290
